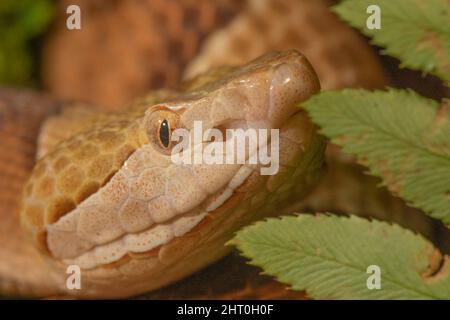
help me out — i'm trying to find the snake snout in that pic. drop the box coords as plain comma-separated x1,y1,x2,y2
266,54,320,129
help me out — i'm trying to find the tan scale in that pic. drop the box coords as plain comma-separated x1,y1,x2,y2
0,1,440,294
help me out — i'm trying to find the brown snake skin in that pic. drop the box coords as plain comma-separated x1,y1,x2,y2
0,90,62,296
42,0,244,110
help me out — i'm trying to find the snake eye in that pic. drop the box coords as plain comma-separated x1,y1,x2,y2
159,119,170,148
145,108,181,153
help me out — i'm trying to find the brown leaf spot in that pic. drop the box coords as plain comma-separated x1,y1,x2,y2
420,31,450,79
421,248,450,283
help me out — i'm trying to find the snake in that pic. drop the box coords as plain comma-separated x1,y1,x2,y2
1,51,326,298
0,0,441,299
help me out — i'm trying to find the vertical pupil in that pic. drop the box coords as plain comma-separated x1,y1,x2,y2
159,119,170,148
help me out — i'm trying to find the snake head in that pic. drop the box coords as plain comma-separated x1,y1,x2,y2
21,50,325,297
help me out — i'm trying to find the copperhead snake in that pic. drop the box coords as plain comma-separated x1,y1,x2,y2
0,0,440,299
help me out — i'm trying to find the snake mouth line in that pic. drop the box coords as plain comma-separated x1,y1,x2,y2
62,164,255,269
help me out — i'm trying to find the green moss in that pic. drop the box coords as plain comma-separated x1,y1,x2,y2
0,0,54,86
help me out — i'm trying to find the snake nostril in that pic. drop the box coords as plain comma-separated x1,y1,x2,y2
213,120,249,133
206,120,251,144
